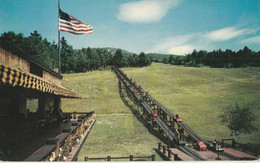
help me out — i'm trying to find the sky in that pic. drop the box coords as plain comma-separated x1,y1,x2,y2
0,0,260,55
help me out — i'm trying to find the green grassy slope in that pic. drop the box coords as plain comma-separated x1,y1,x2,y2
61,63,260,160
61,70,163,161
121,63,260,144
61,71,131,114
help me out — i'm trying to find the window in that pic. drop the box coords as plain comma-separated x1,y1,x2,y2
30,63,43,77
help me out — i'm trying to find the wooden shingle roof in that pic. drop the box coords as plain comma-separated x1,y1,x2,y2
0,64,86,99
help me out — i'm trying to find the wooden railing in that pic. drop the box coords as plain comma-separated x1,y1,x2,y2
156,143,180,161
84,155,155,161
25,112,95,161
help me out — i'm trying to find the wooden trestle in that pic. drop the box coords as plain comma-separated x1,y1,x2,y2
113,67,205,161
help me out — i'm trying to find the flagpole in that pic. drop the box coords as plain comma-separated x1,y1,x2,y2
58,0,61,74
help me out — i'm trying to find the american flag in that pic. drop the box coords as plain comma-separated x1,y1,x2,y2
59,9,93,35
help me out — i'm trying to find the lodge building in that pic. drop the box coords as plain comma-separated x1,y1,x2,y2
0,47,84,118
0,48,87,160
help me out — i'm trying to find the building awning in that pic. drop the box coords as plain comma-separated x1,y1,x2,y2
0,64,86,99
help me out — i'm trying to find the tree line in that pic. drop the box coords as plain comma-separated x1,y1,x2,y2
149,47,260,68
0,31,151,73
2,30,260,71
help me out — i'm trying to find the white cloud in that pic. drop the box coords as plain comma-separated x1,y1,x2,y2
205,27,249,41
240,35,260,44
150,33,207,55
150,34,196,53
117,0,180,23
150,26,256,55
168,45,195,55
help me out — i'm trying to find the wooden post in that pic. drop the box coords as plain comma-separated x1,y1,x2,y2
73,111,77,119
54,97,61,112
160,109,164,119
151,155,155,161
84,157,88,161
170,118,174,127
107,156,111,161
216,144,221,160
168,149,171,159
174,154,178,160
158,143,161,150
18,97,27,118
232,138,236,148
164,112,167,121
163,146,166,154
130,155,133,161
38,96,53,120
9,98,20,117
158,126,161,134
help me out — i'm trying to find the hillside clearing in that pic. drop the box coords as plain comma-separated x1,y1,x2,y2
121,63,260,144
61,70,163,161
61,63,260,160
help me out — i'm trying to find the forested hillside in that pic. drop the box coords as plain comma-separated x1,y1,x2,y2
0,31,151,73
149,48,260,68
1,31,260,71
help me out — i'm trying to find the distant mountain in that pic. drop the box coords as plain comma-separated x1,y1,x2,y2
95,47,136,56
147,53,180,57
76,47,182,60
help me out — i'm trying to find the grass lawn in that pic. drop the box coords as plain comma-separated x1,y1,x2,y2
61,70,164,161
121,63,260,144
77,114,163,161
61,70,131,114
